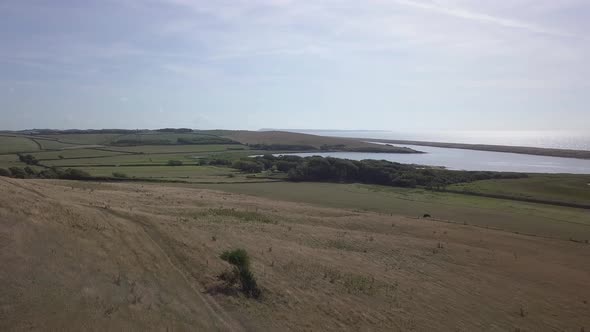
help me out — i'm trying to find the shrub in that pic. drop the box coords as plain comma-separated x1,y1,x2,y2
18,154,39,165
24,166,37,176
167,160,183,166
38,168,61,179
8,167,26,179
61,168,91,180
232,160,263,173
220,249,261,298
220,248,250,269
239,268,261,298
0,168,11,177
112,172,128,178
208,158,232,166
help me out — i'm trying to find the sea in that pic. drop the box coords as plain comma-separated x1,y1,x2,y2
277,130,590,174
290,130,590,151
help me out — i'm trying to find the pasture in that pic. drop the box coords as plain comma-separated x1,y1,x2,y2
1,130,590,331
0,135,39,153
2,130,590,241
189,181,590,241
448,174,590,206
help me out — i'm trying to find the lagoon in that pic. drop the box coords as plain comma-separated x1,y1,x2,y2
279,144,590,174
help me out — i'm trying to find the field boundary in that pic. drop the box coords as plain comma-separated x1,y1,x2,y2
441,188,590,210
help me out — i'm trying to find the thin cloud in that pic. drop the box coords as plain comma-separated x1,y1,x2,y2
391,0,573,37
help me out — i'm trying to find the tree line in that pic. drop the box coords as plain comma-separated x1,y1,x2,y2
231,155,527,189
0,166,91,180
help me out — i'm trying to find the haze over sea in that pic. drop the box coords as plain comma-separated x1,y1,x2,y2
290,130,590,151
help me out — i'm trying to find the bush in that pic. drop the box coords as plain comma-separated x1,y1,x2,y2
112,172,128,178
220,249,260,298
239,268,261,298
167,160,183,166
220,248,250,269
0,168,11,177
8,167,26,179
38,168,61,179
18,154,39,165
61,168,91,180
208,158,232,166
24,166,37,176
232,160,263,173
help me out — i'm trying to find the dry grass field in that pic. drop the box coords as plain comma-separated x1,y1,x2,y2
1,177,589,331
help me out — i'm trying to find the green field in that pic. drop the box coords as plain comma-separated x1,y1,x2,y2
0,154,25,168
33,138,85,150
42,152,204,166
104,144,244,154
2,130,590,243
38,134,124,145
186,181,590,241
448,174,590,206
31,148,129,160
0,136,39,153
73,165,272,183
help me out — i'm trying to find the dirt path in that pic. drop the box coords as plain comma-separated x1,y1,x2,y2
105,208,244,331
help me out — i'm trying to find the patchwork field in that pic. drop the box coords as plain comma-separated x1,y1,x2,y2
2,129,590,330
448,174,590,206
0,135,40,153
189,182,590,241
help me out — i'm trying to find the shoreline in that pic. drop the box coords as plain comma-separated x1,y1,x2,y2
364,138,590,160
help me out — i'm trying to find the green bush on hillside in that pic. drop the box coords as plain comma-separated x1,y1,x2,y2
220,249,261,298
0,168,11,177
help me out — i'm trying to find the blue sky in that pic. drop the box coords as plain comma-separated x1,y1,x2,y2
1,0,589,131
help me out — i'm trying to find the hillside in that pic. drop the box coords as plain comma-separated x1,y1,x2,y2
218,130,419,153
1,178,589,331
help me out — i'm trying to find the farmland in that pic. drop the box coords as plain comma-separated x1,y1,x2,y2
1,129,590,330
1,130,589,232
189,181,590,241
448,174,590,206
0,135,40,153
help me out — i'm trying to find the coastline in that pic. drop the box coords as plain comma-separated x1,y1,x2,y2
365,138,590,160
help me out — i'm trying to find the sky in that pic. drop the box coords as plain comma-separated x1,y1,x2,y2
1,0,589,131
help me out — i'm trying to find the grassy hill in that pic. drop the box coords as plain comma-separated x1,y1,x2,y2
220,130,419,153
1,177,589,331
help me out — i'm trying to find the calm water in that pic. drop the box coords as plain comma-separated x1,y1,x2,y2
291,130,590,151
280,144,590,174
